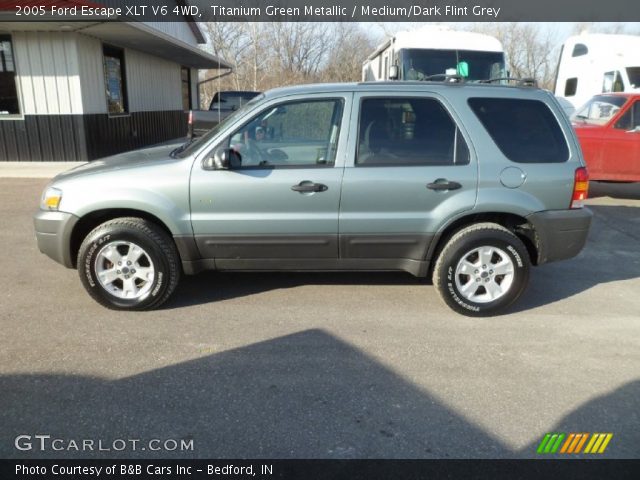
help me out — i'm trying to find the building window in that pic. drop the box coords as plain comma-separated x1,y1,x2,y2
0,35,20,115
103,45,128,115
181,67,191,110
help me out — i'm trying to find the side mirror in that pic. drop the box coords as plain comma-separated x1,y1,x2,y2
389,65,399,80
203,148,241,170
213,149,230,169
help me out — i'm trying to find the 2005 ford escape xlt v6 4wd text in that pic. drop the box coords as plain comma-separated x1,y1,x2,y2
34,81,592,316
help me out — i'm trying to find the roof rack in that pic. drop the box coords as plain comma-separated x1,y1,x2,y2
479,77,538,87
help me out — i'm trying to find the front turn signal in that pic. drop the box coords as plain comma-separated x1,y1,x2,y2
41,187,62,211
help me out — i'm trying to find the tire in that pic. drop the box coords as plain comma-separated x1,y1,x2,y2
77,217,181,310
433,223,530,317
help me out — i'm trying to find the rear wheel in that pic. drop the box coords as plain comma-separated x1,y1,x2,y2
77,217,180,310
433,223,530,316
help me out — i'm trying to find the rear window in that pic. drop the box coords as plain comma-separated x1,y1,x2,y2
468,98,569,163
210,92,260,111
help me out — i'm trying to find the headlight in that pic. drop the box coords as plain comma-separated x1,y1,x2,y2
41,187,63,211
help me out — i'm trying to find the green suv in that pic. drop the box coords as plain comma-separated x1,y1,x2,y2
34,82,592,316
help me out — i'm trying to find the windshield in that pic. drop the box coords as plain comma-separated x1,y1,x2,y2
572,95,628,125
400,48,505,81
627,67,640,89
177,93,265,158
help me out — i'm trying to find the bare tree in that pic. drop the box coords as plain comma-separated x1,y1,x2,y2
200,22,270,106
320,23,377,83
572,22,637,35
200,22,376,97
263,22,331,86
199,22,640,102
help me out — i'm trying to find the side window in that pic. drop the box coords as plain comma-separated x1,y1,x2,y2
226,98,343,168
468,97,569,164
356,97,470,166
0,34,20,115
565,78,578,97
614,102,640,131
603,71,625,93
572,44,588,57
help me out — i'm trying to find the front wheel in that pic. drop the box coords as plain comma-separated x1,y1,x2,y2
77,217,181,310
433,223,530,317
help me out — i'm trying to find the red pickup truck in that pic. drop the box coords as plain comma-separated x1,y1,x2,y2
573,93,640,182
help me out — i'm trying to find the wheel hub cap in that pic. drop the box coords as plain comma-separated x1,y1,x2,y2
454,246,515,304
94,241,155,300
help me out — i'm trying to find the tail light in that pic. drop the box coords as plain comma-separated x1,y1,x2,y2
187,111,193,139
571,167,589,208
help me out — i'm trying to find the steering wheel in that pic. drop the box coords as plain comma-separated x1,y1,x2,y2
243,138,269,165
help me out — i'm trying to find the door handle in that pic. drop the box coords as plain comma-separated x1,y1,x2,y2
291,182,328,193
426,179,462,191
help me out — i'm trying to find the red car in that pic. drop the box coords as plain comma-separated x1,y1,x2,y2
572,93,640,182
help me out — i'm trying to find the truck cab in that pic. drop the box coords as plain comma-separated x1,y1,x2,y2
362,26,506,83
554,33,640,110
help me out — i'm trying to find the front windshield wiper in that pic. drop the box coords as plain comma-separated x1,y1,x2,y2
170,137,195,158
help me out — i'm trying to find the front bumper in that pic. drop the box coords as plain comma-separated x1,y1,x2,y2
526,208,593,265
34,210,80,268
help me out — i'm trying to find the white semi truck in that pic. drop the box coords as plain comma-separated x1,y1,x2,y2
362,25,506,82
554,33,640,109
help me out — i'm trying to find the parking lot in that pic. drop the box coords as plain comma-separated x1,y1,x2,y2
1,177,639,459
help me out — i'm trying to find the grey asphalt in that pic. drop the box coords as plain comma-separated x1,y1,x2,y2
0,162,85,178
0,178,639,459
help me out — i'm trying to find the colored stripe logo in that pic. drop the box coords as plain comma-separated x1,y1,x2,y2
537,433,613,454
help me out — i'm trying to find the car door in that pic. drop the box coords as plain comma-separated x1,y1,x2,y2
602,99,640,180
339,92,478,263
189,93,351,264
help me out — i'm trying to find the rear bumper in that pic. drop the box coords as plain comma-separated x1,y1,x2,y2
526,208,592,265
33,210,79,268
